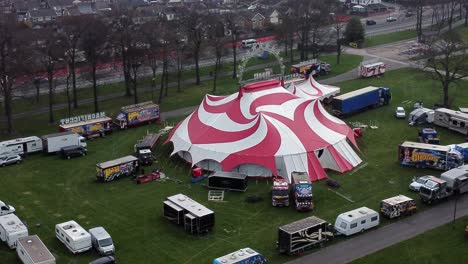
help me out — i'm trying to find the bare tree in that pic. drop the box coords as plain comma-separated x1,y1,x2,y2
424,31,468,106
224,12,241,79
128,46,145,104
82,18,109,113
275,12,295,63
141,20,162,101
61,16,89,109
207,17,227,94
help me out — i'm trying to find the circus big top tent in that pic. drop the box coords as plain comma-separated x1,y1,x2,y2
165,79,362,182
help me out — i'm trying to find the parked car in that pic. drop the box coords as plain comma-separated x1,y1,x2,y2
89,255,115,264
366,20,377,26
386,16,397,22
409,176,431,192
395,107,406,118
0,154,22,167
405,11,414,17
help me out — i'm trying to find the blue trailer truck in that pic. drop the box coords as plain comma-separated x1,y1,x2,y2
331,86,391,117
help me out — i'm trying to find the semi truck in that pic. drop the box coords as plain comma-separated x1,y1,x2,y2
41,132,87,154
291,172,313,211
398,141,463,171
116,101,160,129
330,86,391,117
213,248,266,264
134,133,160,166
419,165,468,204
433,108,468,135
272,177,289,207
59,113,113,139
96,156,139,182
278,216,333,255
380,195,417,219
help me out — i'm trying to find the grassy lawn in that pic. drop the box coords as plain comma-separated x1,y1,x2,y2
365,30,417,48
352,215,468,264
1,68,467,264
457,26,468,43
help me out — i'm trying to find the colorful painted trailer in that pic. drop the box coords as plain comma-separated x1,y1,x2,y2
59,112,112,138
398,141,463,171
96,156,139,182
213,248,267,264
116,102,160,129
359,61,386,78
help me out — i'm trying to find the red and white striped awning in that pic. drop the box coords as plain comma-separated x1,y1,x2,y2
286,75,340,101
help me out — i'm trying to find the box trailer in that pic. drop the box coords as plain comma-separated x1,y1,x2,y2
331,86,391,116
55,220,91,254
17,235,56,264
278,216,333,255
334,207,379,236
359,61,386,78
116,101,160,129
399,141,463,171
434,108,468,135
41,132,87,154
0,136,43,156
163,193,215,234
213,248,267,264
380,195,417,219
96,155,139,182
207,171,248,192
59,115,113,139
0,213,28,249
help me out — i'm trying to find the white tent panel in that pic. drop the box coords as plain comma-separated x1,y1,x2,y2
195,159,223,171
275,153,310,182
333,140,362,167
231,164,273,177
316,148,341,171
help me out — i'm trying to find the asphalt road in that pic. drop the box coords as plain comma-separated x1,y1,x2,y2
286,194,468,264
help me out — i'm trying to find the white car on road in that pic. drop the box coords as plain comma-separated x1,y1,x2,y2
409,176,431,192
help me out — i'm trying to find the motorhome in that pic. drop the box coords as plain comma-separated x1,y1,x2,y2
0,213,29,249
334,207,379,236
55,220,92,254
0,136,42,156
16,235,56,264
434,108,468,135
89,227,115,256
241,39,257,48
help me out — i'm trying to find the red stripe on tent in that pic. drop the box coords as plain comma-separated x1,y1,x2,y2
327,146,354,172
307,152,327,181
243,79,281,92
202,96,252,124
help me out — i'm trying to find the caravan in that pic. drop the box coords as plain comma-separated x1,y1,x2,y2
334,207,379,236
16,235,56,264
0,213,29,249
408,108,434,125
434,108,468,135
0,136,43,156
55,220,92,254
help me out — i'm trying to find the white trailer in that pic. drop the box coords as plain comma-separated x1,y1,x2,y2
41,132,87,154
17,235,56,264
55,220,92,254
334,207,379,236
434,108,468,135
0,136,42,156
0,213,29,249
408,108,434,126
359,60,386,78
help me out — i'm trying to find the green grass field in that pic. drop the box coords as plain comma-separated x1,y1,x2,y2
365,30,418,48
0,68,467,264
352,215,468,264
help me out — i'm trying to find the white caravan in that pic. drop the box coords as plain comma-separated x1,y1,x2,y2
89,226,115,255
0,136,42,156
55,220,91,254
434,108,468,135
334,207,379,236
17,235,56,264
0,213,29,249
0,200,15,216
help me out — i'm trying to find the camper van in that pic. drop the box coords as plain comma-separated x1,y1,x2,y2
434,108,468,135
0,136,43,156
0,213,29,249
334,207,379,236
55,220,92,254
89,227,115,256
16,235,56,264
241,39,257,48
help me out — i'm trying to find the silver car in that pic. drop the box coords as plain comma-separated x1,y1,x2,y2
0,154,22,167
409,176,431,192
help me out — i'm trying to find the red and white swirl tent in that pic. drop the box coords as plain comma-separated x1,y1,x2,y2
286,75,340,101
165,79,361,182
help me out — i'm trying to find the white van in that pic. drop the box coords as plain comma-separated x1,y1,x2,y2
334,207,379,236
242,39,257,49
0,200,16,216
55,220,92,254
17,235,56,264
0,213,29,249
89,227,115,255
